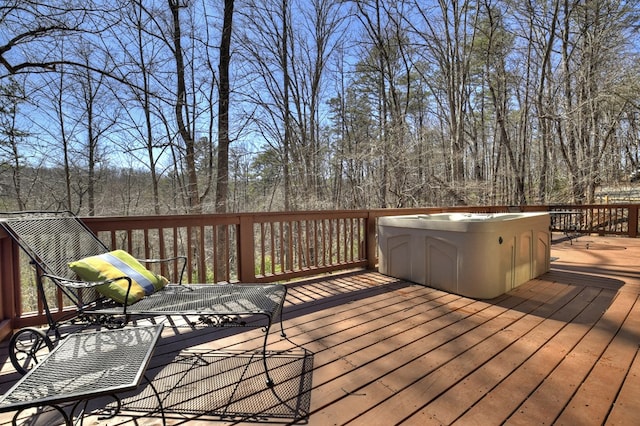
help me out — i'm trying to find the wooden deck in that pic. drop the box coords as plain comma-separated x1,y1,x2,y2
1,234,639,425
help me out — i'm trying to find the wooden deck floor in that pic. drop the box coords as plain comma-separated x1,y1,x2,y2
1,234,639,425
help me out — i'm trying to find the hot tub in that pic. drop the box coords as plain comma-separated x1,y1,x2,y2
377,212,551,298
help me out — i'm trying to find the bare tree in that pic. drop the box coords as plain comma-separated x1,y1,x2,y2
287,0,346,208
71,47,120,215
168,0,201,213
0,78,29,210
408,0,480,195
216,0,234,214
0,1,126,80
476,1,527,205
555,0,638,202
105,0,173,215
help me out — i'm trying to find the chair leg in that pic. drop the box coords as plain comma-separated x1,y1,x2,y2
9,328,54,375
262,321,275,387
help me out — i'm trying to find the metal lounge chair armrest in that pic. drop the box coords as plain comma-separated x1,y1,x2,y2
42,273,135,315
42,273,120,289
137,255,187,284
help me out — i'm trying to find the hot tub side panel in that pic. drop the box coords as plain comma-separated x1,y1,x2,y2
515,230,534,288
385,234,412,280
424,236,459,293
535,229,551,277
377,228,413,281
414,230,508,298
453,231,511,299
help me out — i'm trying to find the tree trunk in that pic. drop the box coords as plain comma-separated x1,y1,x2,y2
216,0,233,215
169,0,200,214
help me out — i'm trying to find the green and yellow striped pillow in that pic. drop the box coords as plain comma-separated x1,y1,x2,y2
69,250,168,305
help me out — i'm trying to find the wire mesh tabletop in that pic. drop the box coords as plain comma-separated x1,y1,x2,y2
0,324,163,413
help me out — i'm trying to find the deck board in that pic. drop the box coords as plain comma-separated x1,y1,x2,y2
0,235,639,425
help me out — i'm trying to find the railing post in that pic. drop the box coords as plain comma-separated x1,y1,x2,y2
629,205,638,238
0,233,19,340
366,212,378,270
238,215,257,282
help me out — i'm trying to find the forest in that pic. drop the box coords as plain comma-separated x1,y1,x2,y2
1,0,640,216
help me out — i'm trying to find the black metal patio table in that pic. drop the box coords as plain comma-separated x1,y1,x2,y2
0,324,164,425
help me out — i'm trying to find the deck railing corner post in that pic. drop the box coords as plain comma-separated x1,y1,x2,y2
238,215,257,282
366,211,378,270
0,233,19,340
629,205,639,238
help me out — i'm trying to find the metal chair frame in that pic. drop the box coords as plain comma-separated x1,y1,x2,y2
0,211,286,386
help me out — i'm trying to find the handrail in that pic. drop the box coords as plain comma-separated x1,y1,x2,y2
1,204,638,337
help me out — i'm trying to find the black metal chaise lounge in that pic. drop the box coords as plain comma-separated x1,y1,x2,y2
0,211,287,386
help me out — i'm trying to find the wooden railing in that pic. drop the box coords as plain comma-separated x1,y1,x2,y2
83,210,373,284
546,204,639,237
0,204,638,339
